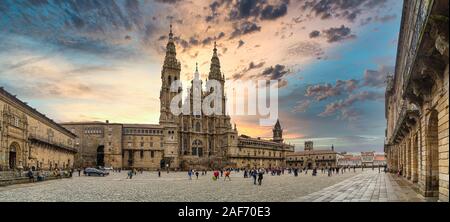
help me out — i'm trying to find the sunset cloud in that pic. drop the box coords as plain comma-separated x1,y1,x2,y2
0,0,403,152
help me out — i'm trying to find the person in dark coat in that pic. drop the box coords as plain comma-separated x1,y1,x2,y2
257,170,264,185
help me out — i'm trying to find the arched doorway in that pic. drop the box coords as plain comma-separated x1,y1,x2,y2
9,143,18,169
97,145,105,167
425,110,439,197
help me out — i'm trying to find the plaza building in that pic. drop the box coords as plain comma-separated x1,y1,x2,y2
384,0,449,201
61,122,165,170
0,87,77,171
286,141,338,169
227,120,295,169
337,154,361,167
62,25,294,170
338,152,386,167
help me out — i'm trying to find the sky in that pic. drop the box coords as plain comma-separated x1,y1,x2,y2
0,0,403,152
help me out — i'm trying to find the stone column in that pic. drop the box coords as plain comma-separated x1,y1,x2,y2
411,135,419,183
407,138,412,180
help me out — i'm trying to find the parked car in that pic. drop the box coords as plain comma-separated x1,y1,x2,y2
83,168,109,176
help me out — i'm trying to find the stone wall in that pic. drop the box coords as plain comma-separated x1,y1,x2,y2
1,88,77,171
384,0,448,202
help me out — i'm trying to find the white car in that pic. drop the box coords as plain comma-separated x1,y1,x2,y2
102,166,114,171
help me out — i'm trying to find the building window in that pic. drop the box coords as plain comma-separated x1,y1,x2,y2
140,150,144,158
151,151,154,158
140,142,144,147
195,122,201,132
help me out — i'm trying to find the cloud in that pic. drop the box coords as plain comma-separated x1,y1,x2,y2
300,0,388,22
261,64,290,80
287,41,324,58
260,3,289,20
305,79,359,101
375,14,397,23
154,0,182,4
230,21,262,39
340,108,362,121
237,40,245,48
6,55,52,71
309,30,320,38
319,91,384,117
228,0,290,21
228,0,262,20
360,14,397,26
293,100,311,113
362,66,394,88
322,25,356,43
277,79,288,88
230,61,265,80
2,81,95,100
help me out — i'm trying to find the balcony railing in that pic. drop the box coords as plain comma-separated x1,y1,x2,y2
28,134,77,153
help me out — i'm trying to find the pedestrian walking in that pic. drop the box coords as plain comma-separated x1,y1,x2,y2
257,170,264,185
158,169,161,177
224,170,231,181
188,170,193,180
213,170,219,181
127,170,133,179
195,171,199,179
252,170,257,185
78,168,81,176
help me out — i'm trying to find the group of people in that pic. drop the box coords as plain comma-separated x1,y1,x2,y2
211,169,231,181
25,167,71,183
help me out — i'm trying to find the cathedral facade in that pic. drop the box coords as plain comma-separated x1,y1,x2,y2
62,25,294,170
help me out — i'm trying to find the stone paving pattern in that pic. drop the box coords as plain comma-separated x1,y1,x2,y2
293,170,426,202
0,169,426,202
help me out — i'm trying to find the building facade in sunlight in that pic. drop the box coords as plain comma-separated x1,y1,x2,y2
286,142,338,169
61,25,294,170
384,0,448,202
0,88,77,171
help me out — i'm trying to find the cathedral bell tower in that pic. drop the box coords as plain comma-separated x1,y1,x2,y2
159,24,181,124
273,119,283,143
159,24,181,169
208,41,226,115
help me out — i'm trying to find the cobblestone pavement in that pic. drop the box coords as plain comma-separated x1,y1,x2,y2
292,170,426,202
0,170,361,202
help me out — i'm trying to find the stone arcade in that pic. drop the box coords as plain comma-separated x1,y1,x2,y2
384,0,449,202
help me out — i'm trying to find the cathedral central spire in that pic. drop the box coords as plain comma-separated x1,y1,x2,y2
163,23,179,70
194,62,199,80
208,41,222,81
